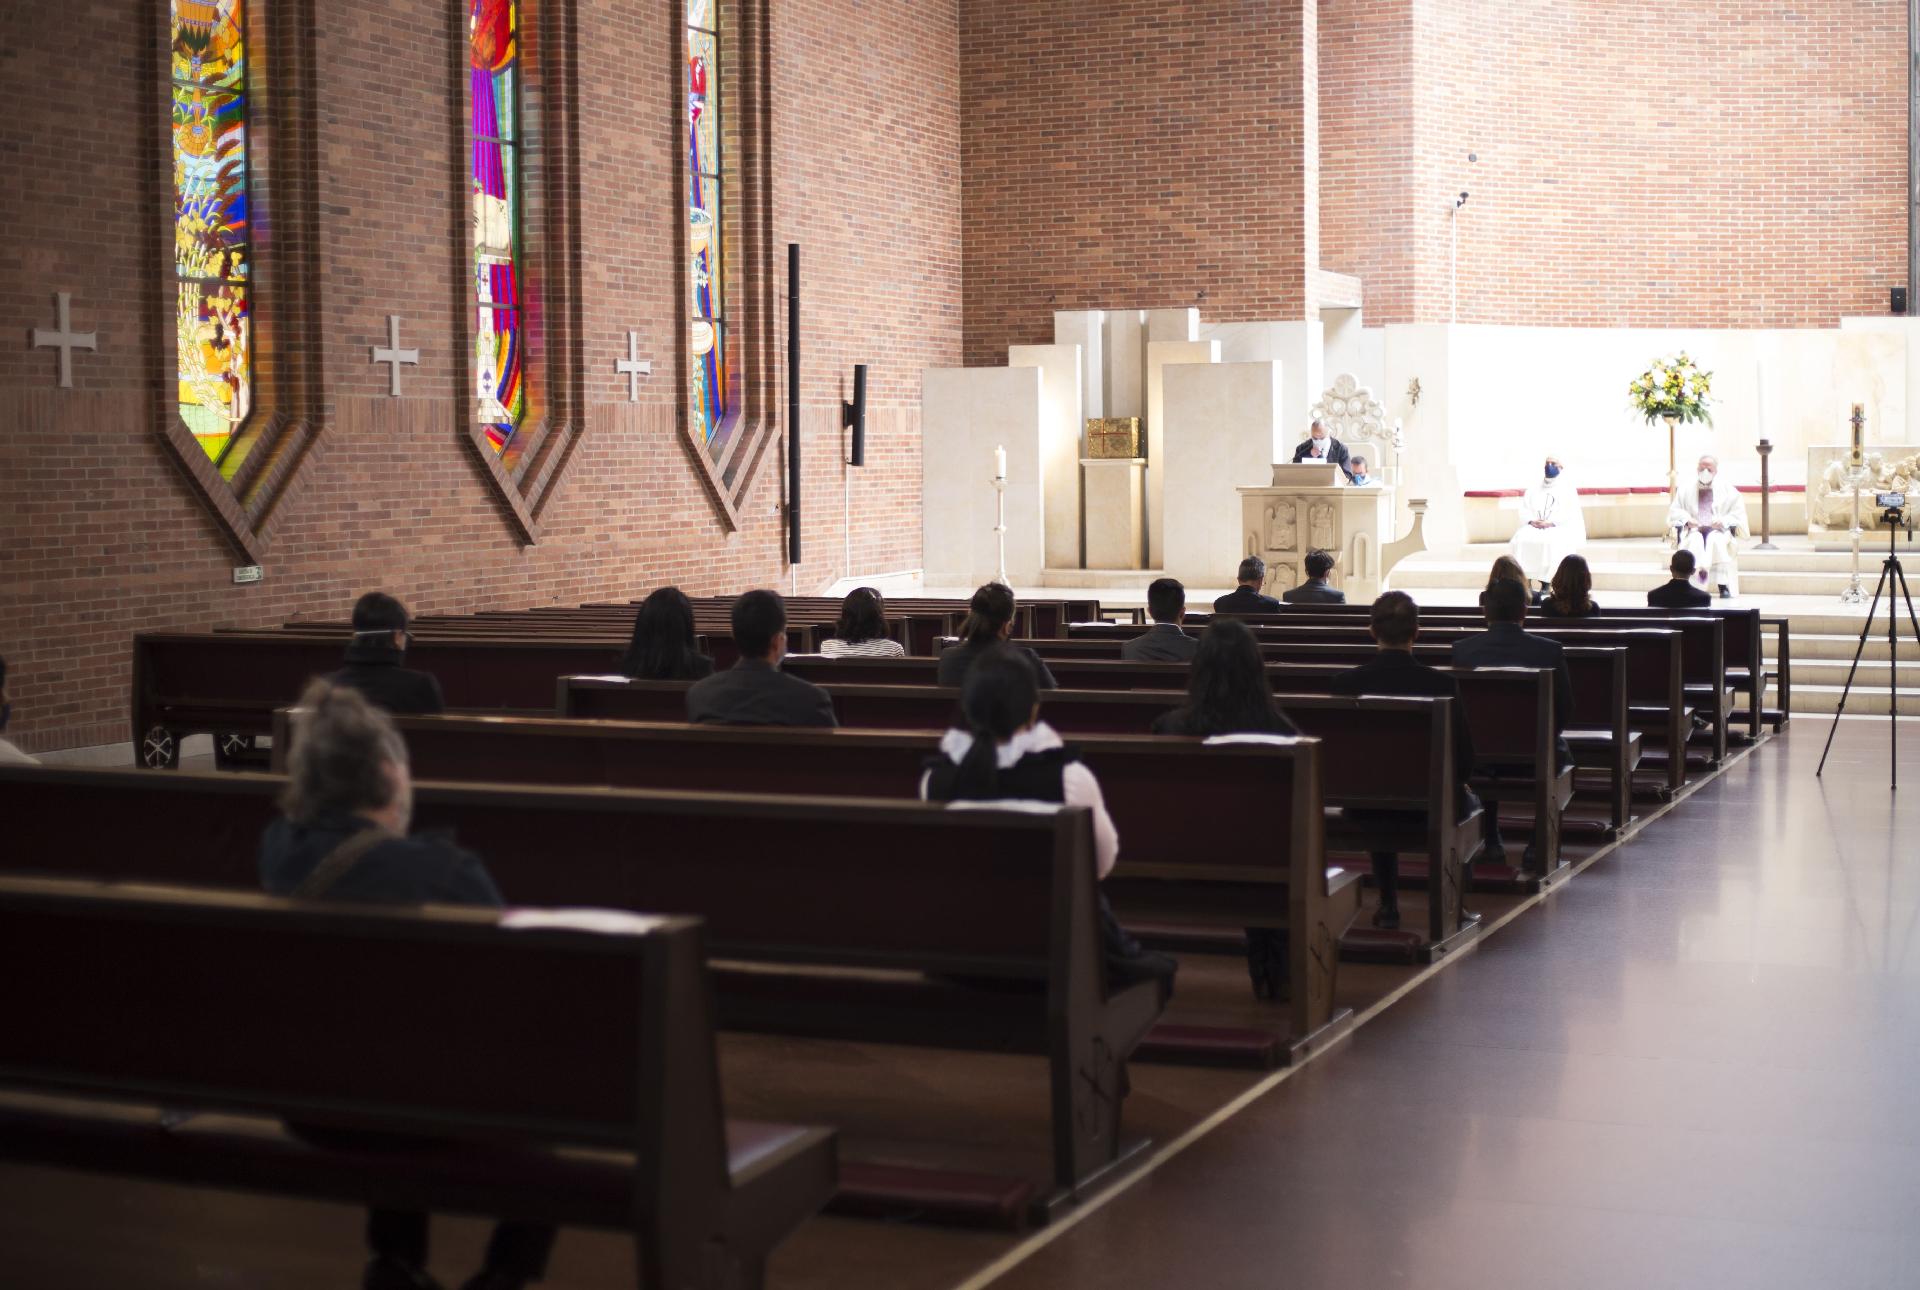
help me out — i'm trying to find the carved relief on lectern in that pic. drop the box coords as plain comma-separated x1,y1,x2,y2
1264,501,1297,553
1308,502,1337,552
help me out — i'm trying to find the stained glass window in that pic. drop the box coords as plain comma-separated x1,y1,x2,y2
471,0,525,455
172,0,253,475
688,0,737,453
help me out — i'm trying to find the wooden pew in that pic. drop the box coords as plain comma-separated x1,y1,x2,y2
278,712,1359,1063
0,875,836,1290
559,680,1482,960
0,766,1162,1222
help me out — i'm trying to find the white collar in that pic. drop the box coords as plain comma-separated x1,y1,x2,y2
938,720,1065,768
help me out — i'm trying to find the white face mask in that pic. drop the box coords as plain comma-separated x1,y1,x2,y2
1697,469,1715,486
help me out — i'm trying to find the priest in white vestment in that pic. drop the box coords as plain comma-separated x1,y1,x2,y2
1510,456,1587,588
1668,454,1749,598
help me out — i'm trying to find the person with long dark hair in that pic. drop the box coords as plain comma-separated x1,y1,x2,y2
1479,554,1544,609
1151,619,1296,737
1149,619,1297,998
920,650,1174,991
620,587,713,680
934,582,1058,688
1540,553,1600,618
820,587,905,658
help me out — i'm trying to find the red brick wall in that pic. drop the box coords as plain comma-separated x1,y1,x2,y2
1321,0,1907,326
0,0,959,754
959,0,1316,366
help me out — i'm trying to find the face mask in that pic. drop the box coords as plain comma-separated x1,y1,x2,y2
1697,469,1715,486
1543,463,1561,479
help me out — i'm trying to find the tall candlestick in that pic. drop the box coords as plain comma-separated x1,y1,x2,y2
994,444,1006,480
1851,403,1865,464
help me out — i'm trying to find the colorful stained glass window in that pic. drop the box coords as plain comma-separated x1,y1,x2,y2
688,0,737,453
172,0,253,474
471,0,525,455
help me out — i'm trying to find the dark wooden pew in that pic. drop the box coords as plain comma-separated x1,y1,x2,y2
278,712,1359,1062
0,875,836,1290
0,766,1162,1222
559,680,1483,960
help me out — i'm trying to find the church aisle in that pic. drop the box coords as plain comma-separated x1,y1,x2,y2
979,718,1920,1290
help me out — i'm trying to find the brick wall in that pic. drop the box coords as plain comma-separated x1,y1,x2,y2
0,0,959,754
959,0,1316,366
1321,0,1907,326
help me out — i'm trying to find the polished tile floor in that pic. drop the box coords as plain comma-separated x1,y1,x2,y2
988,717,1920,1290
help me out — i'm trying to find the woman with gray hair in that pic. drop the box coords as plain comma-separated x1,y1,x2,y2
259,680,553,1290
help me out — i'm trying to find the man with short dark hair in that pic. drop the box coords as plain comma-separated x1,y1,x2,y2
1122,578,1198,662
686,590,837,727
1331,592,1479,930
1282,549,1347,604
1289,417,1354,480
329,592,445,716
0,655,38,765
1648,548,1713,608
1450,577,1573,866
1212,556,1283,614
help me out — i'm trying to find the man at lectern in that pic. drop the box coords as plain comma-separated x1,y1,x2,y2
1290,418,1353,480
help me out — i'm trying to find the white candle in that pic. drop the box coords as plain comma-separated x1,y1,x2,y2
994,445,1006,479
1754,360,1765,439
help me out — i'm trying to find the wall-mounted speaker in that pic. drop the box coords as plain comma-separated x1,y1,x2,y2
1894,286,1909,316
844,364,867,467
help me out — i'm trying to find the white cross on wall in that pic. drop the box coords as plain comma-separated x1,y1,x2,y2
31,292,98,389
370,315,421,396
617,331,652,402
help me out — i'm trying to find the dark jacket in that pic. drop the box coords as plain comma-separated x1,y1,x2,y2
686,658,837,727
1648,578,1712,609
1282,580,1347,605
622,648,713,681
329,641,445,716
1479,585,1547,609
1212,586,1284,614
1330,650,1476,794
1150,703,1298,737
935,640,1060,690
1537,599,1601,619
1121,624,1198,663
1290,436,1352,474
1449,622,1574,764
258,810,501,906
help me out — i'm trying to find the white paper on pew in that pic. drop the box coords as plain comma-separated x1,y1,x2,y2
943,799,1065,815
1464,666,1542,673
1202,733,1306,747
572,674,635,684
499,908,671,936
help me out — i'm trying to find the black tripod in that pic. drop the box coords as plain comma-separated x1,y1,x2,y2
1817,507,1920,787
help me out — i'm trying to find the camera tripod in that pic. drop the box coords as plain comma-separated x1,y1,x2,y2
1817,509,1920,787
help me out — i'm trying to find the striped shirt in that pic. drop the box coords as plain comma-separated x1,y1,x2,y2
819,637,906,659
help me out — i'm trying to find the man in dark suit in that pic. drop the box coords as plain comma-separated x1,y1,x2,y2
1331,592,1479,930
1212,556,1284,614
329,592,445,716
1450,577,1573,867
1282,549,1348,604
1648,549,1713,608
1122,578,1198,662
1289,418,1353,480
687,590,837,727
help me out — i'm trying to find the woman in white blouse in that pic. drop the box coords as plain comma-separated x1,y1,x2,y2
819,587,907,658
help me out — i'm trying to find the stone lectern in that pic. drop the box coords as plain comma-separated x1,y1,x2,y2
1239,464,1393,602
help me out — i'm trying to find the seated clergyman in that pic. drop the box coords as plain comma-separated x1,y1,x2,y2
1668,454,1748,599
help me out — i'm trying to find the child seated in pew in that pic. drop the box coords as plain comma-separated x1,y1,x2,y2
920,650,1176,994
259,680,555,1290
1148,619,1298,998
935,583,1060,689
1331,593,1482,933
620,586,715,680
819,587,907,658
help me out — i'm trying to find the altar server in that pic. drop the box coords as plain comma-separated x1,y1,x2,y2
1668,454,1749,599
1510,455,1586,589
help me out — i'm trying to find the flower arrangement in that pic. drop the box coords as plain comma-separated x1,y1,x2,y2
1629,352,1714,425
